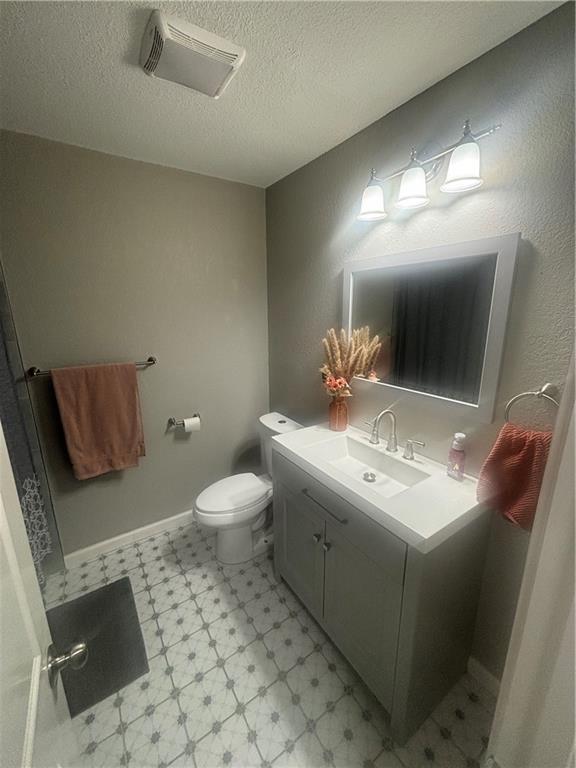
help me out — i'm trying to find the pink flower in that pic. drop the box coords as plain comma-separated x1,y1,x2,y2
323,374,351,396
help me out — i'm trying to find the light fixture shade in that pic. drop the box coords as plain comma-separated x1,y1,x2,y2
441,139,483,193
396,165,429,210
357,183,387,221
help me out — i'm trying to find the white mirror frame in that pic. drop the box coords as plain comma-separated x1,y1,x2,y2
342,233,520,423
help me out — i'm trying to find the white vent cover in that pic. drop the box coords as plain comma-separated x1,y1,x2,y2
140,10,245,99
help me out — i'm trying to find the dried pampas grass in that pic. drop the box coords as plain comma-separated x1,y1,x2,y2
321,326,381,386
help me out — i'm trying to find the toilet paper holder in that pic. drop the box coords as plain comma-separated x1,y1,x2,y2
168,414,201,429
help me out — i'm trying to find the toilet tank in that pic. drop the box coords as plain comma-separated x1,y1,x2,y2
258,412,301,477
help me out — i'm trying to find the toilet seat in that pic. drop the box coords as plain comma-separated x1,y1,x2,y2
195,473,272,528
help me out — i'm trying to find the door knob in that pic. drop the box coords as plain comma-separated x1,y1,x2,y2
322,542,332,552
47,640,88,689
312,533,322,544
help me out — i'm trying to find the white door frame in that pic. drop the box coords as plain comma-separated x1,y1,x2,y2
488,356,575,768
0,420,77,768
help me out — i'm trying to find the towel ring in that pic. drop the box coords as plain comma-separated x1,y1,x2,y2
504,383,560,422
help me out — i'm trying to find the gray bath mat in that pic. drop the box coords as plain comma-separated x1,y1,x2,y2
46,577,148,717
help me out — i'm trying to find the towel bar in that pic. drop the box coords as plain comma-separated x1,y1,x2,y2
26,356,157,378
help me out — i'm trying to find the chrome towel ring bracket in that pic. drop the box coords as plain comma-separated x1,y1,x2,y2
504,383,560,422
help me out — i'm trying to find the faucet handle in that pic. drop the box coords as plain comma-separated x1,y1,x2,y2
403,439,425,460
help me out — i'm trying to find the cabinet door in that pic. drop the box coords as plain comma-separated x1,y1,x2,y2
274,481,325,620
323,521,403,710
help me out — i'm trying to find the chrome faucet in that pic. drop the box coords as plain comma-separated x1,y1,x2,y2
368,409,398,452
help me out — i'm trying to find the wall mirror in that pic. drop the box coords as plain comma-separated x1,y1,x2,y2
343,233,519,422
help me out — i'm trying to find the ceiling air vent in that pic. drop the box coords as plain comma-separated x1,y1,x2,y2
140,10,246,98
142,27,163,73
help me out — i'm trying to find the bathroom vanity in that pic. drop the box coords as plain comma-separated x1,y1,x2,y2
272,425,489,744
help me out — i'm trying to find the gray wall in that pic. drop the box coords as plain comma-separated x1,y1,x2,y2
266,5,574,678
0,131,269,555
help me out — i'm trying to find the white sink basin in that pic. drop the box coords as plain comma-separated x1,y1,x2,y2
302,434,429,500
272,424,482,553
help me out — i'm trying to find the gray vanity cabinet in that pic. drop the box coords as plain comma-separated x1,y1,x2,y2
322,521,403,710
273,452,406,712
274,483,325,618
273,451,490,745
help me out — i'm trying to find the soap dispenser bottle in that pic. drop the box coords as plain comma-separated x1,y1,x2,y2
447,432,466,481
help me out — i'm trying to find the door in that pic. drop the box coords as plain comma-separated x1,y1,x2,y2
274,481,325,619
323,521,404,710
0,421,77,768
489,362,575,768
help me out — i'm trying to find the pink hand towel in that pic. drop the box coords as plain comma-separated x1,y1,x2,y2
477,423,552,531
51,363,145,480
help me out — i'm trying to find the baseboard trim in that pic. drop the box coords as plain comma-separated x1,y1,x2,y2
64,508,196,569
467,656,501,698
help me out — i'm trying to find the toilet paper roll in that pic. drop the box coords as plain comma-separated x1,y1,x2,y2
183,415,201,432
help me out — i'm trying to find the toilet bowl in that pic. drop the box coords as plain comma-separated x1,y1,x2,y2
194,412,301,564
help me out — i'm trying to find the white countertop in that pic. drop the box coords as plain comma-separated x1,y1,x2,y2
272,424,485,554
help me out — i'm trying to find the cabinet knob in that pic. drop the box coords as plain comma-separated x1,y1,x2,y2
322,542,332,552
312,533,321,544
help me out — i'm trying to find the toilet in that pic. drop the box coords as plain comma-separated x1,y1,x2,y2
194,412,301,564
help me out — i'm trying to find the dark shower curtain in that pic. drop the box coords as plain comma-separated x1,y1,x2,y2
390,255,496,404
0,267,64,586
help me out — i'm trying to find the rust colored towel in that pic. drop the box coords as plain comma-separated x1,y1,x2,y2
477,423,552,530
52,363,145,480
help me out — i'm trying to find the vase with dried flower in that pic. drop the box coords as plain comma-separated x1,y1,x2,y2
320,326,381,431
324,375,351,431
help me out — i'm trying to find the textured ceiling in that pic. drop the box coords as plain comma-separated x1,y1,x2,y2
0,1,560,187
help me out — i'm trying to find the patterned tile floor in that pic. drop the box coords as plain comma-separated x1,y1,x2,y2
43,521,496,768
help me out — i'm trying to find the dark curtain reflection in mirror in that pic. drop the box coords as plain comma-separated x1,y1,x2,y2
351,254,497,404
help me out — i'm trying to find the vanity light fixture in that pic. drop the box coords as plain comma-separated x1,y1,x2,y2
358,119,500,221
357,172,387,221
440,120,483,193
396,149,430,210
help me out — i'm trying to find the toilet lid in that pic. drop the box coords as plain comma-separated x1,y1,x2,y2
196,473,272,515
